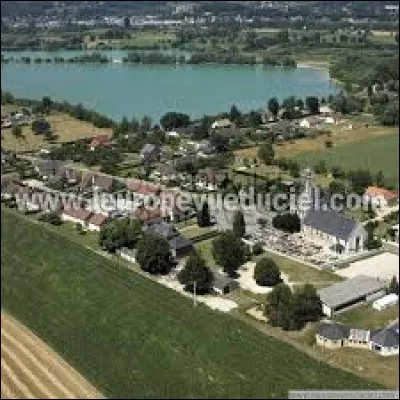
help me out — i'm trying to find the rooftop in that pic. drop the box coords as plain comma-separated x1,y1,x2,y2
317,322,350,340
364,186,399,201
317,275,386,309
303,209,362,241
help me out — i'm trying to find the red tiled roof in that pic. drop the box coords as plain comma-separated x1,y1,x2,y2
365,186,399,201
88,213,108,227
135,206,167,222
90,135,111,147
62,207,92,221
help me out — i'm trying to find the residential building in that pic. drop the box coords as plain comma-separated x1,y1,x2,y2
211,118,233,130
87,213,109,231
316,321,399,356
196,169,228,191
140,143,162,163
89,135,112,151
33,159,63,181
363,186,399,208
61,207,93,227
317,275,387,317
370,322,399,356
212,273,239,295
93,174,115,192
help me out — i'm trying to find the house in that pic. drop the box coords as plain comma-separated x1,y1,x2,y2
370,322,399,356
317,275,387,317
316,321,399,356
87,213,109,231
196,169,228,191
1,178,19,200
198,139,215,156
168,235,194,258
299,119,311,129
211,273,239,295
61,207,93,227
316,322,350,349
324,116,335,124
363,186,399,208
319,105,333,116
117,247,137,263
135,205,167,224
57,167,81,185
372,293,399,311
211,119,233,130
79,172,95,191
89,135,112,151
143,219,194,257
302,209,367,254
93,174,115,192
152,164,178,184
33,160,63,181
140,143,162,163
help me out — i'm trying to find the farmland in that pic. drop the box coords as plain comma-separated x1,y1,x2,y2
1,312,103,399
292,134,399,188
1,209,380,398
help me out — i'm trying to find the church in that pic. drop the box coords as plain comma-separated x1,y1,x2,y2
298,168,367,255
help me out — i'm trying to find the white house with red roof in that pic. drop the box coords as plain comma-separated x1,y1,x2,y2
363,186,399,209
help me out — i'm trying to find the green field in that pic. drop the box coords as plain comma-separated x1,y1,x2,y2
1,209,380,397
292,135,399,188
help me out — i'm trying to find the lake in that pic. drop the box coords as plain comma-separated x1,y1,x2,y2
1,50,338,122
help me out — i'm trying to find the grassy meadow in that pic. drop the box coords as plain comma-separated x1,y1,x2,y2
1,209,381,398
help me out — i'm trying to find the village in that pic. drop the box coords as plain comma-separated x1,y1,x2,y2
1,96,399,365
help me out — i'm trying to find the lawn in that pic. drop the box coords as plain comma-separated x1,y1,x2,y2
254,251,343,286
179,224,217,240
292,134,399,188
335,304,399,331
1,209,380,398
1,112,112,152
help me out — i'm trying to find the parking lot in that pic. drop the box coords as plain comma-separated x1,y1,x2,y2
337,252,399,282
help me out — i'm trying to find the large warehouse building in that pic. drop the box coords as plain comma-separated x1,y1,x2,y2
318,275,387,317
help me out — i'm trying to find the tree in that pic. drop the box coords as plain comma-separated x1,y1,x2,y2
254,258,281,287
232,210,246,238
32,119,51,135
178,252,213,294
291,284,322,329
229,104,242,124
136,233,173,275
295,98,304,110
349,169,372,195
124,16,130,29
140,115,152,132
305,96,320,114
41,96,53,112
272,213,301,233
99,218,141,253
258,140,274,165
11,125,22,138
41,211,62,226
389,276,399,295
268,98,279,119
160,112,190,131
212,231,246,277
197,201,211,227
265,283,293,329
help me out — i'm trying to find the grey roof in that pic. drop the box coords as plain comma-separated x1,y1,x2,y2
317,275,386,309
371,324,399,348
168,234,193,251
140,143,161,156
303,209,362,241
317,323,350,340
34,159,62,177
212,273,239,291
144,220,177,239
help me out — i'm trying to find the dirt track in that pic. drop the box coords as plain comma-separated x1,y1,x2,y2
1,312,104,399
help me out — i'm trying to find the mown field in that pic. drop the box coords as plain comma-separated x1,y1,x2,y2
1,105,112,152
1,209,380,398
292,134,399,188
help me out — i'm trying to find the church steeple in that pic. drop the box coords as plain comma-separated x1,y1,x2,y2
298,167,315,220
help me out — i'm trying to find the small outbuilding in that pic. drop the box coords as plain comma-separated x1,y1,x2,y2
316,322,349,349
372,293,399,311
211,273,239,295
